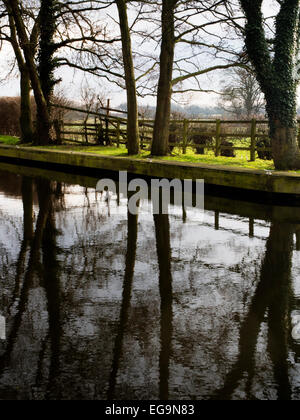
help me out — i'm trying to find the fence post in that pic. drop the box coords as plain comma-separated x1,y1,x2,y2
183,119,189,154
140,118,145,150
116,120,120,148
215,119,221,157
105,99,110,145
249,217,254,238
215,211,220,230
84,120,88,144
54,119,63,145
250,118,257,162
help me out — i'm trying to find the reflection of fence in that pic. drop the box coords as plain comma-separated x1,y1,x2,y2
52,104,300,161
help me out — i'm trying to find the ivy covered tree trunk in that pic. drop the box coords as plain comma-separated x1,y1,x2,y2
38,0,58,106
36,0,59,144
240,0,300,170
116,0,140,155
151,0,177,156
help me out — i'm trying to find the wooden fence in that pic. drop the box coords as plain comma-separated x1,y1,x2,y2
52,103,300,161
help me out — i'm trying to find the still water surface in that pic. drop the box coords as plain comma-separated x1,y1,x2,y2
0,163,300,400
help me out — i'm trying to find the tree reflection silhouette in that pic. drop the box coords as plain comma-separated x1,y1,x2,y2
0,178,63,400
9,177,34,313
0,178,53,376
107,202,174,400
212,222,294,400
41,185,62,400
154,213,173,401
107,206,139,399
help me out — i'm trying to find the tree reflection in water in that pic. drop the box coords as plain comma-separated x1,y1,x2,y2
154,213,173,401
0,179,53,377
41,182,62,400
107,200,139,399
1,169,300,400
108,201,173,401
0,178,63,399
213,222,294,400
9,177,34,313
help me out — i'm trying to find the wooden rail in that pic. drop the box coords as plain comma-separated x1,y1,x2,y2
52,103,300,161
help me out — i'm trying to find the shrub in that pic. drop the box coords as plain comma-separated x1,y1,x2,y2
0,94,71,139
0,97,21,136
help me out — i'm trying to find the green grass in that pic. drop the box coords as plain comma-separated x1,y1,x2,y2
0,135,20,145
39,144,276,171
155,149,275,170
42,144,134,157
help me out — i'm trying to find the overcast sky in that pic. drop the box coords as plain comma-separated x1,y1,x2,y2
0,0,297,109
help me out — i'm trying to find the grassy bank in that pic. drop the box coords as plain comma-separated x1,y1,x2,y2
40,144,275,171
0,139,276,171
1,142,299,196
0,135,20,145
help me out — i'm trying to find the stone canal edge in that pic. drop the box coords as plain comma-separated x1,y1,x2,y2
1,144,300,196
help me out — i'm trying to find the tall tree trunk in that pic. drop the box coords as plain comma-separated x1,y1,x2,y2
7,13,34,143
266,0,300,170
38,0,57,106
37,0,59,145
116,0,140,155
269,117,300,170
151,0,177,156
20,68,34,143
6,0,52,145
240,0,300,170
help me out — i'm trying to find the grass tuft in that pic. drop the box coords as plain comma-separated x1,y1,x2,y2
0,135,20,145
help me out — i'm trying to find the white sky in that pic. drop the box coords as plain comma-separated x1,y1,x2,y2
0,0,297,109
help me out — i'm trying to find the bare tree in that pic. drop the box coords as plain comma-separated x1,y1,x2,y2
143,0,249,156
116,0,140,155
1,0,121,145
0,2,39,142
219,68,265,118
151,0,178,156
2,0,52,144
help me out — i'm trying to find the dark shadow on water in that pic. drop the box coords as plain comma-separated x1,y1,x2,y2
8,177,34,314
107,202,139,399
41,183,62,400
0,178,63,399
154,213,173,401
0,178,53,377
211,222,295,400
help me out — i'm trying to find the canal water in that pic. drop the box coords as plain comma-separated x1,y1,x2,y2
0,162,300,400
